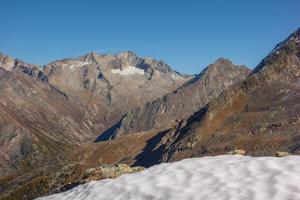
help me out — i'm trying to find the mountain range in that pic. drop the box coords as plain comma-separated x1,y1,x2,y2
0,27,299,200
0,51,188,176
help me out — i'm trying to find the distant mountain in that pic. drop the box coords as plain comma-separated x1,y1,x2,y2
97,58,250,141
0,53,47,82
2,28,300,200
0,57,250,199
43,51,190,133
0,51,190,176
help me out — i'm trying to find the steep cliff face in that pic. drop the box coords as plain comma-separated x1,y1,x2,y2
0,53,48,82
98,58,250,140
152,28,300,162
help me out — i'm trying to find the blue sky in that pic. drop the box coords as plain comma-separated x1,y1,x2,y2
1,0,299,74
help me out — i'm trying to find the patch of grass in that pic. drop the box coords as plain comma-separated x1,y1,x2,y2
0,176,50,200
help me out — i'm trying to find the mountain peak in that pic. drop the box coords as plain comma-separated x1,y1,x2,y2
204,58,249,73
185,59,250,87
117,50,137,58
0,53,19,71
214,57,233,65
101,58,251,140
250,27,300,82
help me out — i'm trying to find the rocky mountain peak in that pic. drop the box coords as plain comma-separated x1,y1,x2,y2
208,57,248,71
0,53,15,71
112,51,175,75
181,58,250,89
214,57,233,65
152,28,300,164
78,51,170,74
251,28,300,82
116,51,142,69
117,51,138,60
80,52,99,63
40,51,190,140
98,58,250,140
0,53,48,82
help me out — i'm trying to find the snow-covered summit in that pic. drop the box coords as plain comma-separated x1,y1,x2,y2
37,156,300,200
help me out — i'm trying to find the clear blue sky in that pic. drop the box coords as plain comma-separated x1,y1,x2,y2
1,0,299,74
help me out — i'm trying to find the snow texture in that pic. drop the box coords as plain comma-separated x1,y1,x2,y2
171,73,183,80
68,61,91,70
37,156,300,200
111,66,145,75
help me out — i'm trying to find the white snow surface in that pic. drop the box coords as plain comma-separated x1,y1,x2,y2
171,73,183,80
37,156,300,200
67,61,92,70
111,66,145,75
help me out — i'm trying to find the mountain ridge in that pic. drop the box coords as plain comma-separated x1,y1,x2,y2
96,57,250,141
0,50,190,177
1,28,300,200
152,27,300,163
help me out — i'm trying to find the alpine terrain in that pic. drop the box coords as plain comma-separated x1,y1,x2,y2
0,27,300,200
0,51,189,177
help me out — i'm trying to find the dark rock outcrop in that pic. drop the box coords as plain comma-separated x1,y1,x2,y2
0,53,48,82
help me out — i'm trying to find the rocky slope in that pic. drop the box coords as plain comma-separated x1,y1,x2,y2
0,52,189,177
0,68,95,176
0,57,251,200
0,53,47,82
146,28,300,163
2,28,300,200
0,130,159,200
43,51,189,133
0,160,144,200
98,58,250,140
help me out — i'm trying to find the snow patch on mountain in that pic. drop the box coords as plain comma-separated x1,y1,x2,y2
37,156,300,200
171,73,183,80
67,61,92,70
111,66,145,75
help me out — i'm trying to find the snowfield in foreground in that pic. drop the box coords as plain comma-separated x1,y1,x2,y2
37,156,300,200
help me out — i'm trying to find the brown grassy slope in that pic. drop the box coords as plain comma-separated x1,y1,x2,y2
155,28,300,162
0,69,94,176
0,128,171,200
101,58,250,140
